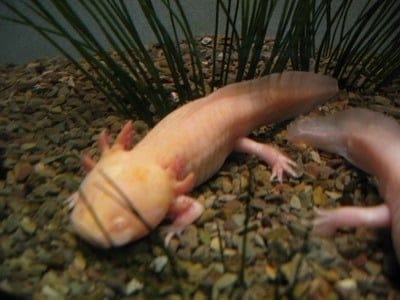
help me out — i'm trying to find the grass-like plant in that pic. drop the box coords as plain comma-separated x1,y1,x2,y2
216,0,400,89
315,0,400,89
1,0,399,123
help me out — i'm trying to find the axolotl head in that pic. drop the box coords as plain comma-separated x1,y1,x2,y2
68,122,174,248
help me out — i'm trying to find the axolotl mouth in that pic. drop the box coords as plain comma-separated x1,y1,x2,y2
69,169,155,248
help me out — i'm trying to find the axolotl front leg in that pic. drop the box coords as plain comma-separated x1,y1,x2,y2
164,195,204,246
162,136,299,245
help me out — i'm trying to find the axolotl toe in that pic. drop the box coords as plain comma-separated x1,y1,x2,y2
68,71,338,248
287,108,400,262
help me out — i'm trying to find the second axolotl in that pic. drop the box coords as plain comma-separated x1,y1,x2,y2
287,107,400,262
68,71,338,248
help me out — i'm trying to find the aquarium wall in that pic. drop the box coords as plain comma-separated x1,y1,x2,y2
0,0,369,65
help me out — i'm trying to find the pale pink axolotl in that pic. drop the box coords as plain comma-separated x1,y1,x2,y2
287,107,400,262
68,71,338,248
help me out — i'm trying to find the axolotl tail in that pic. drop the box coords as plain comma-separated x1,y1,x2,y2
287,107,400,263
287,108,400,173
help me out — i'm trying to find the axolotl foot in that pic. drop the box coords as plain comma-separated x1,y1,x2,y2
234,137,300,182
162,195,204,247
312,204,391,236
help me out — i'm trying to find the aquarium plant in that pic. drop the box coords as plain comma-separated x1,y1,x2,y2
1,0,399,123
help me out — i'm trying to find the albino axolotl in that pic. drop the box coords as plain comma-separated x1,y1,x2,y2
68,71,338,248
287,107,400,262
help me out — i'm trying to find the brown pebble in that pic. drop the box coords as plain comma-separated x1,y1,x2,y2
14,161,33,182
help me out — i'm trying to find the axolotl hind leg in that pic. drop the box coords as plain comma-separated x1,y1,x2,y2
234,137,299,182
313,204,391,236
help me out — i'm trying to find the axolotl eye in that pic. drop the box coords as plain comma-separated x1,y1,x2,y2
104,204,158,247
70,196,138,248
112,216,129,231
105,215,137,246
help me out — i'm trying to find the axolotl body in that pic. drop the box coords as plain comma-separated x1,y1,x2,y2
287,108,400,262
68,71,338,248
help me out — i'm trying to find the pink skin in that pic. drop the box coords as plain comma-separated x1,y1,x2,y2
287,108,400,262
69,71,338,248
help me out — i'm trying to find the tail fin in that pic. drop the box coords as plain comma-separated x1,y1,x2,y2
265,71,339,118
254,71,339,122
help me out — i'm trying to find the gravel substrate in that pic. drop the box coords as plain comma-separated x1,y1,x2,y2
1,37,400,299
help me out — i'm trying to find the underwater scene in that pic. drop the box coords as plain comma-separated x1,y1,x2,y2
1,1,400,299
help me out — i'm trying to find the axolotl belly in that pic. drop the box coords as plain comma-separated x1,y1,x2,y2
68,71,338,248
287,108,400,262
